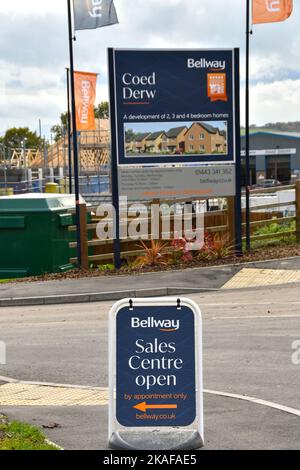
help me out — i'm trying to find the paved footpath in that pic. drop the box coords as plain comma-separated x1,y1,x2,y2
0,256,300,307
0,284,300,449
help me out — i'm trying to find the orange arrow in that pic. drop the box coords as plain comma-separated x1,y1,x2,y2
133,402,178,413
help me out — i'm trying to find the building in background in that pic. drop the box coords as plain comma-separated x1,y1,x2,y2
3,122,300,196
241,131,300,186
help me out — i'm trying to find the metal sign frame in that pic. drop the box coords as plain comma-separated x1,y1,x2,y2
108,297,204,451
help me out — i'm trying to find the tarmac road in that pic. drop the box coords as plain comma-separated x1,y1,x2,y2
0,283,300,449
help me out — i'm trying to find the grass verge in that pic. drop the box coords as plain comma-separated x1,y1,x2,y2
0,416,59,451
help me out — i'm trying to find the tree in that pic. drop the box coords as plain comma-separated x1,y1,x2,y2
94,101,109,119
125,128,135,142
50,112,68,143
50,102,110,143
0,127,45,150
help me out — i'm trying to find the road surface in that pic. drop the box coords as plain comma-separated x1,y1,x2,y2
0,283,299,449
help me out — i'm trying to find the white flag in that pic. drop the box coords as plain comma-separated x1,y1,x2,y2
73,0,119,31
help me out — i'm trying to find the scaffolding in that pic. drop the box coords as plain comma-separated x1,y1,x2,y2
0,131,110,171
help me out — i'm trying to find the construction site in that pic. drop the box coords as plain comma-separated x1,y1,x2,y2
0,119,111,203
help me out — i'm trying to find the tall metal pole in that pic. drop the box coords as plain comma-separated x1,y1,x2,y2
66,67,73,194
22,139,27,193
67,0,82,267
245,0,251,251
39,119,42,139
4,166,7,192
234,48,243,256
108,48,121,269
38,119,43,189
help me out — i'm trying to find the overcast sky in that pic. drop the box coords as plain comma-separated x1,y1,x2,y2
0,0,299,139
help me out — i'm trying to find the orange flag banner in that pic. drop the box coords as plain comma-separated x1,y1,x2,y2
74,71,98,131
252,0,293,24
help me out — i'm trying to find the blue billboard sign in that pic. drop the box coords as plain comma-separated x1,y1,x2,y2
114,301,200,429
108,298,204,450
108,48,242,269
109,49,238,166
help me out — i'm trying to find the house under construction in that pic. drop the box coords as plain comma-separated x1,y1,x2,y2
0,119,111,197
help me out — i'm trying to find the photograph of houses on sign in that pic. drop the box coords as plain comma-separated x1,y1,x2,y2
125,121,228,158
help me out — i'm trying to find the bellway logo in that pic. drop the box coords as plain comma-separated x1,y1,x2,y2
266,0,280,12
79,80,92,125
131,317,180,332
88,0,103,18
187,58,226,71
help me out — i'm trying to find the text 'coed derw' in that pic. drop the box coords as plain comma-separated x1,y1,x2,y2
122,72,157,101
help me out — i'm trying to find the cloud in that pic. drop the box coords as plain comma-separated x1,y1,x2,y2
245,79,300,125
0,0,299,136
0,13,67,68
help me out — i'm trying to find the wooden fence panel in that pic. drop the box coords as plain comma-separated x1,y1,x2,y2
69,185,299,265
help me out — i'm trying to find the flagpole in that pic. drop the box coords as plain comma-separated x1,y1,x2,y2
245,0,251,252
66,67,73,194
67,0,82,267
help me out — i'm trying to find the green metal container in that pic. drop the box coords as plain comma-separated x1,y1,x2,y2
0,193,88,279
